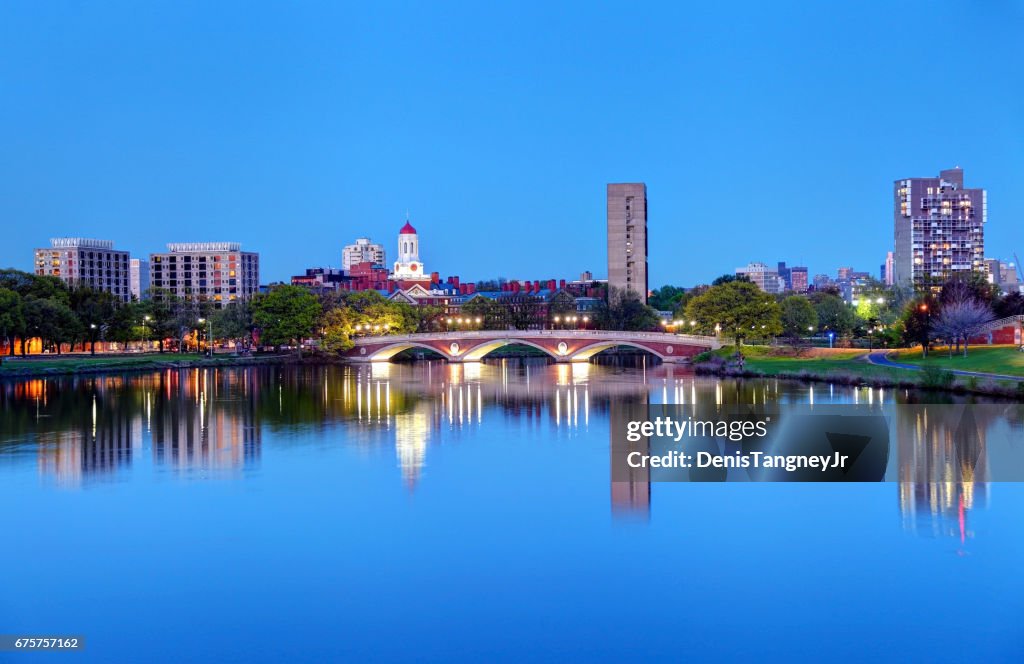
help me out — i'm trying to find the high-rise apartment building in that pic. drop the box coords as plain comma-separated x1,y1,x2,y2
736,262,785,294
894,167,986,288
130,258,150,300
607,183,648,303
149,242,259,308
789,266,809,293
342,237,386,270
33,238,131,302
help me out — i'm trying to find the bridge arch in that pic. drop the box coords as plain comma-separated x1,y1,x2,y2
569,341,669,362
460,338,561,362
364,342,452,362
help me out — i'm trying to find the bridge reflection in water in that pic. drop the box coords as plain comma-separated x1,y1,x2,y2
0,361,1015,538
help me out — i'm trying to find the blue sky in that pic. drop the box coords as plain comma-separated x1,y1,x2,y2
1,1,1021,287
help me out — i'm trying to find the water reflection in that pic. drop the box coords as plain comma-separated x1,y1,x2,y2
1,360,1020,541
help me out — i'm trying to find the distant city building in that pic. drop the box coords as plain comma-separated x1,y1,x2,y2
342,237,385,270
150,242,259,308
607,183,648,303
736,262,784,294
291,267,346,293
836,268,872,303
776,262,808,292
789,266,808,293
34,238,131,302
813,274,834,291
391,219,431,283
130,258,150,300
882,251,895,286
894,167,986,288
579,270,593,282
985,259,1021,295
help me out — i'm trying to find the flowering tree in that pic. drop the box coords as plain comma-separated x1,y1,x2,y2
932,297,994,357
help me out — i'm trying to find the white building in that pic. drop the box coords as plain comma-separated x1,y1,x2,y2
342,237,385,270
735,262,785,294
130,258,150,300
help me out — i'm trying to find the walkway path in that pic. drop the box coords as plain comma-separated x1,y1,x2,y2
866,350,1024,382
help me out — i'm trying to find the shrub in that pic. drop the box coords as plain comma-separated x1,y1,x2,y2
919,365,956,390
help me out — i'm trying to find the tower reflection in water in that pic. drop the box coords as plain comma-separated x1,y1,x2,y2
0,362,1009,537
896,405,991,544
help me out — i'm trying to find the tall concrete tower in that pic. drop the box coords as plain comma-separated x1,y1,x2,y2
606,183,648,303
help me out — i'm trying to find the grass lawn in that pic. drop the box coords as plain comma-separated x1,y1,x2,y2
0,353,210,374
891,345,1024,377
706,345,913,381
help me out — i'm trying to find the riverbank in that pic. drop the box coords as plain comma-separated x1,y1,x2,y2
693,345,1024,399
0,352,298,379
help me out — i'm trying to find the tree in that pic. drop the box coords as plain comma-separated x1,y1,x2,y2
70,286,116,354
900,298,936,356
814,295,855,337
210,301,254,350
252,285,322,353
594,287,661,331
932,297,995,357
683,280,781,346
142,291,179,353
107,301,147,348
994,291,1024,318
0,288,24,360
712,273,750,286
23,297,81,354
780,296,817,339
648,285,688,312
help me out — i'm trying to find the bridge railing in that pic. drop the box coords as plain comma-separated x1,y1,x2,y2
981,315,1024,332
351,329,720,346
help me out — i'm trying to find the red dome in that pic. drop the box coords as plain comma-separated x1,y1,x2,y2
399,221,417,235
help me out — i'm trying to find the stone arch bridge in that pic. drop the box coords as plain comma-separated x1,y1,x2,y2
344,330,721,363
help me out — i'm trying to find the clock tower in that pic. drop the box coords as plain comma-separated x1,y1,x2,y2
391,218,428,281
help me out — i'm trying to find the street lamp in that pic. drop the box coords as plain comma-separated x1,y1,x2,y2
142,315,151,352
198,317,212,356
89,323,97,355
828,330,835,349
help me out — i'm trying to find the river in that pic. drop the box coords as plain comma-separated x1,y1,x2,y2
1,360,1022,662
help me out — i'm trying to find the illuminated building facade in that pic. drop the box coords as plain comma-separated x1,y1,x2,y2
149,242,259,308
33,238,131,302
894,167,986,288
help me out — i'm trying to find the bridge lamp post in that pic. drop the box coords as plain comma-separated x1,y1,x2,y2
474,317,482,327
446,318,453,331
582,315,589,330
553,315,561,329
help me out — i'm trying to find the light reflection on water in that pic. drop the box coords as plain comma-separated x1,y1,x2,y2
1,359,1017,543
2,359,1024,661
